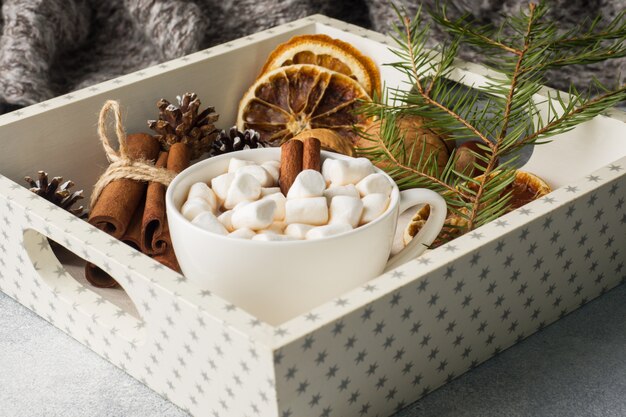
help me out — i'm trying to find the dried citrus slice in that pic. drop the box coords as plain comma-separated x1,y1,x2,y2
468,170,551,211
259,34,381,97
404,170,551,247
237,64,371,146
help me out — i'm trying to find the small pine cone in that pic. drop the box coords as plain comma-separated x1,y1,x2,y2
25,171,85,218
209,126,269,157
147,92,219,159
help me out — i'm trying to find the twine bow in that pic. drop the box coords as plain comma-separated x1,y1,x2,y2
90,100,176,208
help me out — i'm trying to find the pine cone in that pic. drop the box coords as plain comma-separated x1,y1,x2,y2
25,171,85,217
209,126,269,157
147,92,219,159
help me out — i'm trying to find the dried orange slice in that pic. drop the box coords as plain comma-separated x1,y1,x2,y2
237,64,371,146
404,170,551,247
466,170,551,211
259,34,381,97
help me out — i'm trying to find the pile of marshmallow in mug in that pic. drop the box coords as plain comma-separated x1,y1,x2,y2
180,157,394,241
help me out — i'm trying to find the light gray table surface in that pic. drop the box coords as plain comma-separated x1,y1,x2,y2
1,284,625,417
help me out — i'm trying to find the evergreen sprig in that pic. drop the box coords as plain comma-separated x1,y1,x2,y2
359,1,626,239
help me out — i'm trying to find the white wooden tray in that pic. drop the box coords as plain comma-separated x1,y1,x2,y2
0,15,624,417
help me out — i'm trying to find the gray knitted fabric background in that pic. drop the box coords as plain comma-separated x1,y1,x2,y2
0,0,624,115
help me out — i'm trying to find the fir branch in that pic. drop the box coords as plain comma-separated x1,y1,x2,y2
499,3,536,141
425,37,460,97
515,84,626,147
521,43,626,72
433,3,538,232
432,5,522,55
520,10,625,72
397,12,495,149
541,11,626,48
359,1,625,242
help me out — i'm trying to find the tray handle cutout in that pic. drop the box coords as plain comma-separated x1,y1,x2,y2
22,228,147,348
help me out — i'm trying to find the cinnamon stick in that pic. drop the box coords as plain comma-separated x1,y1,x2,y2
166,142,191,174
141,143,190,255
84,263,119,288
279,140,303,195
85,199,145,288
302,137,321,172
88,133,160,238
140,151,169,255
122,198,145,251
152,222,181,273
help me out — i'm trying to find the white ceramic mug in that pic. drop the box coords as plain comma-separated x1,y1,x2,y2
166,149,446,325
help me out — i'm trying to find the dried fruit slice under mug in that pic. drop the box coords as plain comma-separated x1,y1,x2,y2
404,170,551,248
237,64,372,147
258,34,381,97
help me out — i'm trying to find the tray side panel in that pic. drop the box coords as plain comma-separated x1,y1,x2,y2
272,165,625,417
0,175,279,417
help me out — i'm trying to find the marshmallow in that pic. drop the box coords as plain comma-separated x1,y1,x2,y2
284,223,314,240
217,210,234,231
306,223,353,240
181,197,213,220
321,159,338,183
323,184,360,203
228,158,256,173
356,173,393,197
287,170,326,199
351,158,376,180
228,228,256,239
261,192,286,220
258,221,287,234
261,161,280,183
188,182,211,200
256,229,278,236
224,173,262,209
269,221,287,233
322,158,374,186
261,187,281,196
329,196,364,228
285,197,328,225
236,165,274,187
233,201,250,211
252,233,298,242
263,160,281,169
187,182,218,211
211,173,235,203
191,212,228,235
231,199,276,230
360,193,390,224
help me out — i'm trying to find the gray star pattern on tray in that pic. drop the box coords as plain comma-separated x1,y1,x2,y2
0,17,625,417
0,176,279,416
272,175,625,416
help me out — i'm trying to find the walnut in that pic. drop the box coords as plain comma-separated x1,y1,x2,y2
357,115,450,174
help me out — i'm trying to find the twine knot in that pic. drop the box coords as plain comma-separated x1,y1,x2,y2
90,100,176,208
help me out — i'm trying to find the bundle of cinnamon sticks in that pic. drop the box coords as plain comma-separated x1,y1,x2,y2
86,133,190,287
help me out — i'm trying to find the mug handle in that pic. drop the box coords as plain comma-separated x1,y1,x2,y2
384,188,447,272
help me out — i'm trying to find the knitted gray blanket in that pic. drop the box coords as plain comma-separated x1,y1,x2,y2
0,0,623,114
